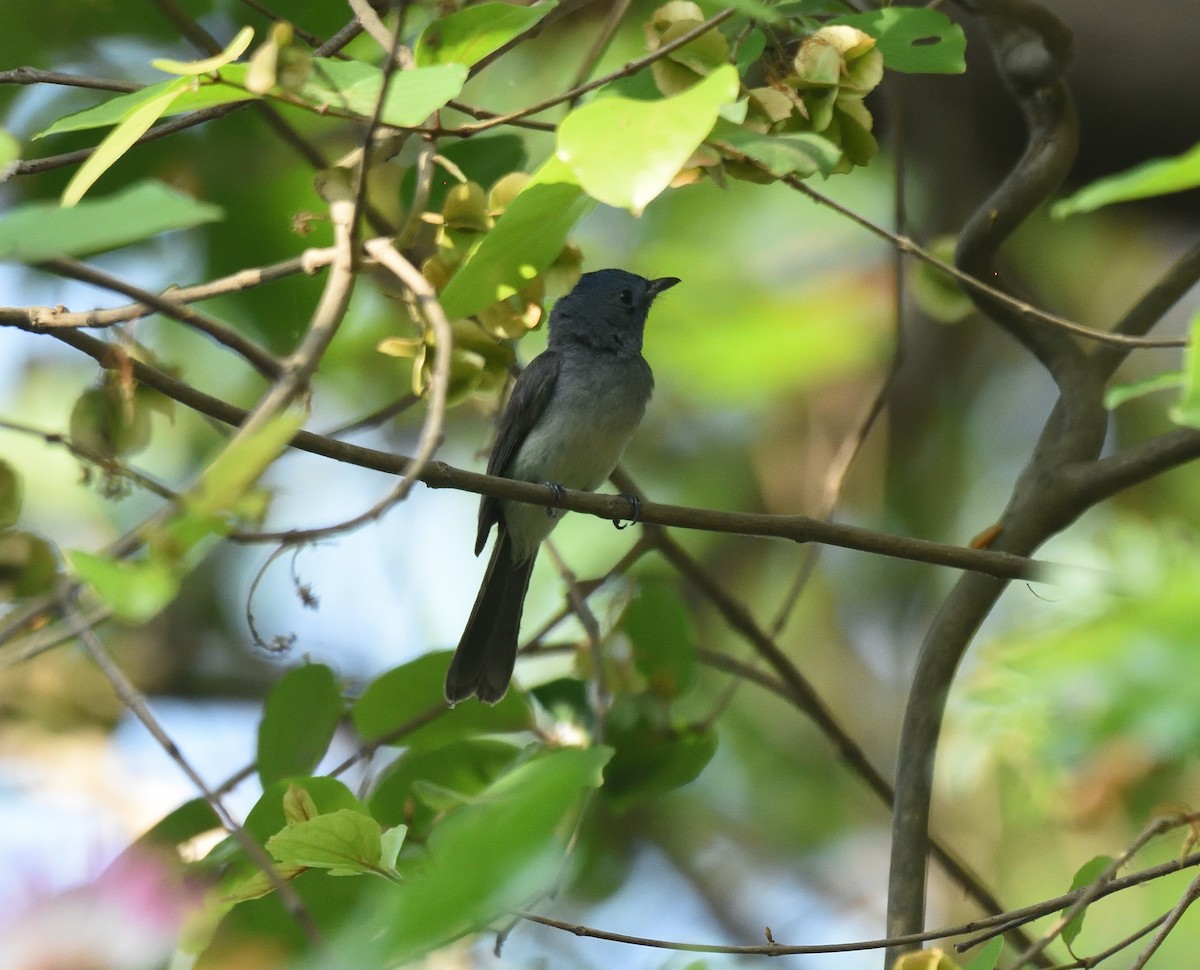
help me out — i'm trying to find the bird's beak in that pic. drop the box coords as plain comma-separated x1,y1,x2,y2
649,276,681,297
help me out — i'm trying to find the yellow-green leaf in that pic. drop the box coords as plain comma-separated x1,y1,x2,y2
556,65,739,214
67,550,179,623
151,26,255,76
265,808,384,875
61,77,189,207
190,409,306,518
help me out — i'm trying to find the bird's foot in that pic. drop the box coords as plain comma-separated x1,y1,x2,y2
614,493,641,530
543,481,566,518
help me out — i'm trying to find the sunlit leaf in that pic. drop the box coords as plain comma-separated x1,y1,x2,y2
415,2,555,67
708,118,841,178
283,783,321,825
0,181,222,262
1168,312,1200,428
66,550,179,623
151,25,254,76
557,65,740,213
723,0,783,22
266,809,384,876
244,777,368,846
36,79,257,138
833,8,966,74
380,826,407,870
1054,142,1200,217
0,128,18,170
61,77,189,206
190,409,306,518
437,155,594,319
257,664,344,788
238,58,467,127
1104,370,1183,410
894,949,960,970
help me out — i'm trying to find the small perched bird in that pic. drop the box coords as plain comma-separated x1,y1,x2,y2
445,269,680,704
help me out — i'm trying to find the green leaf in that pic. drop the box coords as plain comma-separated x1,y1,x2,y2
709,118,841,178
0,460,21,529
735,28,768,73
1104,370,1184,410
62,77,189,206
402,134,526,213
893,950,960,970
604,716,717,808
0,128,18,169
244,777,368,845
380,825,407,870
437,155,595,319
623,576,696,698
236,58,467,127
557,65,740,214
1170,312,1200,428
66,549,179,623
266,809,384,876
0,181,223,262
724,0,783,23
283,783,321,825
1062,855,1115,948
367,738,524,830
959,937,1003,970
351,652,534,751
414,2,555,67
132,797,222,852
0,531,59,599
257,664,344,788
151,25,255,75
833,8,966,74
1054,141,1200,217
352,747,611,965
190,409,306,519
37,78,257,139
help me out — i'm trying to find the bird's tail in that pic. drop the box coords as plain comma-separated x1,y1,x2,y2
444,529,536,705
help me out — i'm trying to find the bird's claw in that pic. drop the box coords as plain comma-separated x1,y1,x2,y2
614,493,641,530
543,481,566,518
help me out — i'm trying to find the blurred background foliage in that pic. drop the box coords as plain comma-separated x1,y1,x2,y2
2,0,1200,968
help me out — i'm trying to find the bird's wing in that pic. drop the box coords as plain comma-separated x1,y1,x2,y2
475,350,562,555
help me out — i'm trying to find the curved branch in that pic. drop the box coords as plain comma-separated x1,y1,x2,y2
887,2,1099,963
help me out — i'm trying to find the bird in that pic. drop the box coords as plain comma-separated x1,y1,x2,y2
445,269,680,704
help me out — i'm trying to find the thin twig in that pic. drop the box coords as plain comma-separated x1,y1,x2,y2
450,8,738,135
1005,812,1196,969
64,596,320,943
768,166,1186,351
0,67,139,92
0,243,354,332
1127,870,1200,970
37,258,282,380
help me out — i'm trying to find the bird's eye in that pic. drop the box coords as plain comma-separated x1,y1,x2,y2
618,289,634,306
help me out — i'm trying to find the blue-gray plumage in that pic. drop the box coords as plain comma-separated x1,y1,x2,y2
445,269,680,704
